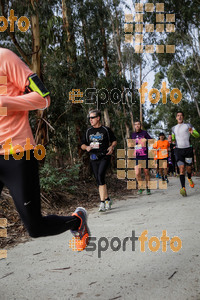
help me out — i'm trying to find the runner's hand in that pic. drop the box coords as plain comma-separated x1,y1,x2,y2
189,128,193,134
107,146,114,155
86,146,92,152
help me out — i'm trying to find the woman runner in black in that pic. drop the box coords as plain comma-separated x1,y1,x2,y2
81,110,117,211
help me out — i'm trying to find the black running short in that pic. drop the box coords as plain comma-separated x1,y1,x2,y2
134,157,148,169
157,158,167,168
90,155,111,186
174,147,193,166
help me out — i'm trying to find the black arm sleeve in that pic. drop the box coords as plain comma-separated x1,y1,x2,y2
81,131,89,146
108,127,117,143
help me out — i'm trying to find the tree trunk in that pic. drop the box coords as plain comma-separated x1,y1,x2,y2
111,15,123,74
62,0,77,70
120,123,126,150
30,5,48,150
79,0,89,61
67,126,73,164
104,108,110,127
62,0,84,159
123,104,130,138
115,9,122,75
100,20,110,77
30,14,40,74
111,11,134,131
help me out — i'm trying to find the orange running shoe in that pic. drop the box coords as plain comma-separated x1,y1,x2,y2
71,207,90,251
187,178,194,188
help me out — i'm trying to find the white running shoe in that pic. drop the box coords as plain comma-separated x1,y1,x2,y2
105,200,112,210
99,202,106,212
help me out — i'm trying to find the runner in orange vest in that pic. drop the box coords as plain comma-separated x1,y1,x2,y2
153,133,170,183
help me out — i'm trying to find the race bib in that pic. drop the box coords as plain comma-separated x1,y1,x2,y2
161,149,167,156
185,157,192,164
90,142,99,149
135,145,142,150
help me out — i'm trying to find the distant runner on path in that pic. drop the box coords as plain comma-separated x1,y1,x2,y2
131,120,152,195
172,111,200,196
153,132,170,183
81,110,117,212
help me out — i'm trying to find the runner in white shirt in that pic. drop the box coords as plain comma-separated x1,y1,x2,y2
172,111,200,196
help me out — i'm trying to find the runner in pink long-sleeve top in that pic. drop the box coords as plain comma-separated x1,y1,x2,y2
0,48,90,251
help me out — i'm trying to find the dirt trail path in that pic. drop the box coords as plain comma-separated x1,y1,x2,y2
1,177,200,300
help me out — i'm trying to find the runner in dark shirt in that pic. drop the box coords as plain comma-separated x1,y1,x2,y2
81,110,117,211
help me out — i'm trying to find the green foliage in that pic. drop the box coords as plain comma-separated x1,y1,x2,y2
1,0,200,171
145,0,200,168
39,161,81,194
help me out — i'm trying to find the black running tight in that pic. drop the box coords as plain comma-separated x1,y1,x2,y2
90,156,111,186
0,151,80,238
